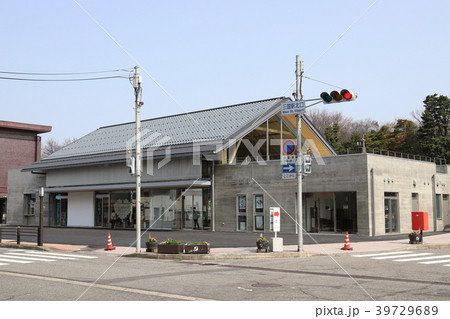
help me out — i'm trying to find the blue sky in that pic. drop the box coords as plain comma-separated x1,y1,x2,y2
1,0,449,143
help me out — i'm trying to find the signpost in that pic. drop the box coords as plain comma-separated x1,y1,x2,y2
282,139,296,155
271,207,281,233
281,100,306,115
270,206,283,252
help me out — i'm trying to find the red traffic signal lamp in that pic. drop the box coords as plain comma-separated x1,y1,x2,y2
320,89,357,104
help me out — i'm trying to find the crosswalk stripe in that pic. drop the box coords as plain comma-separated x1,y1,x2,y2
419,259,450,265
372,253,432,260
444,265,450,267
352,251,411,258
12,250,97,259
0,263,8,266
0,257,32,264
0,254,57,262
393,254,450,262
5,252,76,260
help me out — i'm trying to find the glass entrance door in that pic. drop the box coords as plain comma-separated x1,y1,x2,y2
55,194,68,226
182,189,202,229
95,194,110,227
384,193,398,233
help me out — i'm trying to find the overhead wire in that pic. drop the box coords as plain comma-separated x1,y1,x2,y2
0,69,132,76
0,75,129,81
0,68,131,82
281,0,379,97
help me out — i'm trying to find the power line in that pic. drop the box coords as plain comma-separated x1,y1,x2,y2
0,75,129,82
0,69,132,76
303,76,343,90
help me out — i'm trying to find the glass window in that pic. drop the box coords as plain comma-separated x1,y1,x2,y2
384,192,399,233
255,195,264,213
24,194,36,216
255,215,264,230
436,194,442,219
411,193,419,211
237,195,247,231
238,195,247,213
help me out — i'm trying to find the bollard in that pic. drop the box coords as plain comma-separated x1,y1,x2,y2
17,226,21,245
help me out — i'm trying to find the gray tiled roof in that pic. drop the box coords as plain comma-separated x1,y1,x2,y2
47,97,289,159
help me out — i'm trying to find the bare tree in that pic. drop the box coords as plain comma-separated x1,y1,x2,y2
410,108,423,126
42,137,77,157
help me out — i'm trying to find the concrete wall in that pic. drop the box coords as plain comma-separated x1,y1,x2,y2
6,168,48,226
46,156,201,187
214,160,299,233
367,154,449,235
213,153,449,236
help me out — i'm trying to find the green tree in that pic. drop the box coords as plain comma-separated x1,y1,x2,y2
324,123,345,154
418,94,450,162
389,119,419,154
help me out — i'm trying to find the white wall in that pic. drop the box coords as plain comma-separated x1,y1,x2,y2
67,192,95,227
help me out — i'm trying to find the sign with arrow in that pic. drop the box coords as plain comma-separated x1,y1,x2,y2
282,163,296,179
282,163,296,173
270,207,281,232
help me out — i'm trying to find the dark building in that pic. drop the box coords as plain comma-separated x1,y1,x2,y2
0,120,51,223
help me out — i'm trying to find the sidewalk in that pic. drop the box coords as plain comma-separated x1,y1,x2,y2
94,232,450,260
2,232,449,260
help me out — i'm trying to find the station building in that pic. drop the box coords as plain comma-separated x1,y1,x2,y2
8,97,450,235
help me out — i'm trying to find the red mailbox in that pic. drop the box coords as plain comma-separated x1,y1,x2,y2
411,211,429,230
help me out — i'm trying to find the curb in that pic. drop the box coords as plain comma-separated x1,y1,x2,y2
125,251,319,260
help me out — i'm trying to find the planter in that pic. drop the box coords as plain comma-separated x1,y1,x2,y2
409,234,422,244
157,244,184,254
256,241,269,253
184,244,210,254
146,242,158,252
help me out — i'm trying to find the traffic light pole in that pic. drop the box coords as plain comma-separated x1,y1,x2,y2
133,66,142,253
295,55,304,252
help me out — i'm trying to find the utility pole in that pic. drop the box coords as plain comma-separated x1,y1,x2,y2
133,66,142,253
295,55,304,252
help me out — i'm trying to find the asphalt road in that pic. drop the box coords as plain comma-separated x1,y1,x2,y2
1,246,449,303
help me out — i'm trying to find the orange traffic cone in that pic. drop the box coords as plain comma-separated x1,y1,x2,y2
341,232,353,250
104,233,116,251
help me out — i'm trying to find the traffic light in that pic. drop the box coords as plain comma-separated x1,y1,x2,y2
303,154,312,174
320,89,357,104
126,151,135,175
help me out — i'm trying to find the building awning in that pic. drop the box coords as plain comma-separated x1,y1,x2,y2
44,179,211,193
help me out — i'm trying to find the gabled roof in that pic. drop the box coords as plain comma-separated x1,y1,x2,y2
22,97,335,172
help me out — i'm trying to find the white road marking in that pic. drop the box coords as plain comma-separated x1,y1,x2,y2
16,250,97,259
352,251,412,257
372,253,432,260
419,259,450,265
0,254,57,262
394,254,450,262
0,257,32,264
5,252,76,260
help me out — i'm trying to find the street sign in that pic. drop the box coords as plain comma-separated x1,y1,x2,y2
281,100,306,116
282,140,296,155
282,163,296,173
270,207,281,232
282,173,296,179
281,154,296,164
282,162,296,179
